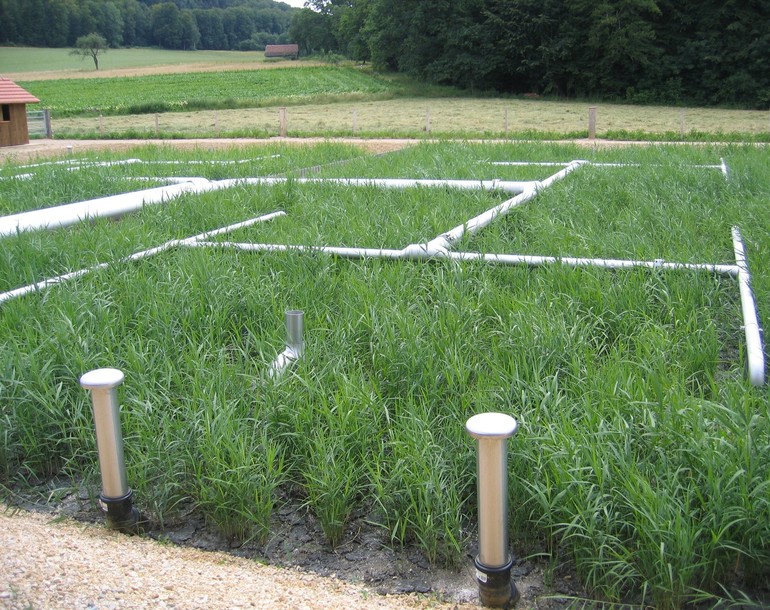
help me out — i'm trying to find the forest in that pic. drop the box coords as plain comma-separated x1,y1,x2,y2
0,0,296,52
1,0,769,108
290,0,770,108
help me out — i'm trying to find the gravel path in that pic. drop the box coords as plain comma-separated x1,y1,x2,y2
0,507,479,610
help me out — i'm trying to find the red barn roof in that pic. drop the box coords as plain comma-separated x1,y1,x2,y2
265,44,299,58
0,79,40,104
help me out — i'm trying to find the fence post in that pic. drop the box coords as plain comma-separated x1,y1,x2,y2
99,114,104,136
425,108,431,134
154,114,159,137
215,110,219,137
279,107,288,137
679,109,686,139
588,106,597,139
504,107,509,138
44,109,52,138
352,109,357,134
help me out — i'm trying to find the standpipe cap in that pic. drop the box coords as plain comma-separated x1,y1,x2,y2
466,412,518,440
80,368,125,390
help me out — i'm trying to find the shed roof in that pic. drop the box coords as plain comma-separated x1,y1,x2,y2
0,78,40,104
265,44,299,57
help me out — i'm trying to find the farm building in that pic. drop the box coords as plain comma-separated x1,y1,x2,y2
265,44,299,60
0,79,40,147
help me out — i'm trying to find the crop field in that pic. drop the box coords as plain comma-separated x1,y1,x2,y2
1,141,769,608
1,46,271,76
19,67,393,117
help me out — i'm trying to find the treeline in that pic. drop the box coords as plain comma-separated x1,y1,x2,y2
0,0,295,51
290,0,770,109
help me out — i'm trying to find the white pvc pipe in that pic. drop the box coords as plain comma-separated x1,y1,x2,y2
446,251,740,276
235,177,533,194
732,227,765,386
0,179,218,238
0,176,532,239
0,211,285,305
415,160,586,255
188,241,407,260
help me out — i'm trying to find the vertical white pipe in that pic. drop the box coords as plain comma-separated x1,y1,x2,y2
732,227,765,386
466,412,518,568
80,368,128,499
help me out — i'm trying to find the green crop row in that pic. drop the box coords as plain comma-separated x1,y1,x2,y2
1,142,769,608
20,67,394,118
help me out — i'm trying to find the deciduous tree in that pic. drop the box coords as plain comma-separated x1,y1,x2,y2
70,32,108,70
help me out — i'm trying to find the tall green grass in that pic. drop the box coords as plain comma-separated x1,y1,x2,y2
0,142,768,608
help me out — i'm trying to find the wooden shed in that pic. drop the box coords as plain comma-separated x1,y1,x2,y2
265,44,299,60
0,79,40,147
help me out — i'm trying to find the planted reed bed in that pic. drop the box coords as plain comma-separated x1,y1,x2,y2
1,142,768,608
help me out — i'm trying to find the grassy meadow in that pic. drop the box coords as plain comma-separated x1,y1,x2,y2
1,46,272,76
1,141,769,608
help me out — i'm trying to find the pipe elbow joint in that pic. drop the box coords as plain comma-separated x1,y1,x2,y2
401,242,448,259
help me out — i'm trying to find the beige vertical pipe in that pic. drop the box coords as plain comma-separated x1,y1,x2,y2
588,106,597,139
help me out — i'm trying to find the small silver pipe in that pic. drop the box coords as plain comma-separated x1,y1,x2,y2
80,368,129,499
285,310,304,357
268,310,305,378
466,412,519,607
80,367,142,533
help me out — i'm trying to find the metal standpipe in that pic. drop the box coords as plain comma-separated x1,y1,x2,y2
268,310,305,378
285,309,305,358
466,412,520,608
80,367,141,533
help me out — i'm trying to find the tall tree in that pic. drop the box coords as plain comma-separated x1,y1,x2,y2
95,1,125,47
70,32,108,70
179,9,200,49
151,2,183,48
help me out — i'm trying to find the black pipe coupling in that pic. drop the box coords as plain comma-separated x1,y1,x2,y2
474,555,520,608
99,489,142,534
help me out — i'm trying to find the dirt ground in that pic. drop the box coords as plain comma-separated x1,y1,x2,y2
1,136,587,610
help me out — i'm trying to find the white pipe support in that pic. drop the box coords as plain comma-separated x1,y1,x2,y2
720,158,730,179
80,368,129,499
732,227,765,386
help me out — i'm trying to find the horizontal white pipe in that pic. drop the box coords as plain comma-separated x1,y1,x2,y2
235,177,532,194
188,241,408,259
732,227,765,386
190,239,740,277
446,251,739,276
488,161,726,171
0,175,530,239
0,179,217,238
0,211,285,305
